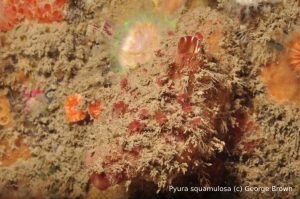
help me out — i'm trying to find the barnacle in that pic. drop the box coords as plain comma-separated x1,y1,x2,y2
0,95,12,126
64,94,87,122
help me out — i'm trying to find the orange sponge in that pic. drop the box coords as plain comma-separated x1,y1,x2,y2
64,94,87,122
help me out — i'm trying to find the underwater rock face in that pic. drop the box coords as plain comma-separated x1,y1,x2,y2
1,0,300,198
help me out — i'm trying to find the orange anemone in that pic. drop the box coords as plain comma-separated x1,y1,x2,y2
261,33,300,104
288,37,300,73
64,94,87,122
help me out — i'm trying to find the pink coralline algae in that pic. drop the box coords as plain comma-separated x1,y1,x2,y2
0,0,66,32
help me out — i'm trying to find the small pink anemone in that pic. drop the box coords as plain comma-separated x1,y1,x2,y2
175,32,204,72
